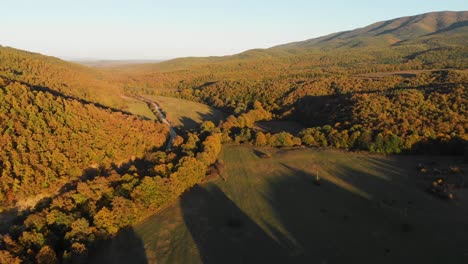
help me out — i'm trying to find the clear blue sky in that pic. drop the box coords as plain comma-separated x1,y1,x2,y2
1,0,466,60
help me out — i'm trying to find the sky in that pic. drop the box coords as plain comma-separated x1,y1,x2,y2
1,0,467,60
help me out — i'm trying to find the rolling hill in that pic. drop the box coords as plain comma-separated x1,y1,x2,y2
274,11,468,49
0,76,169,207
0,46,128,108
0,45,224,263
0,64,221,262
114,10,467,74
0,47,176,208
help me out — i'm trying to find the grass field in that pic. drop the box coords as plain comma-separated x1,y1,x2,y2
120,96,157,120
89,146,468,264
147,95,225,130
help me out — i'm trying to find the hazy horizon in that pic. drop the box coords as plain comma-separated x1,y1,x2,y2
1,0,467,60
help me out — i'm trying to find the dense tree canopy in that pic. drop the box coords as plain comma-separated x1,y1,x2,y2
0,123,223,263
0,77,169,207
0,11,466,262
0,46,127,108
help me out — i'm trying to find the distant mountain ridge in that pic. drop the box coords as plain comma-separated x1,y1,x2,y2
126,11,467,72
274,11,468,49
74,59,165,68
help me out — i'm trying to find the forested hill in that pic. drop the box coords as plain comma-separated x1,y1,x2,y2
0,73,224,263
0,42,225,263
110,11,467,98
0,46,127,108
0,76,169,207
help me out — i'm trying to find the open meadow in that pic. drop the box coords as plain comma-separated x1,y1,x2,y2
147,96,225,130
120,96,157,120
89,145,468,264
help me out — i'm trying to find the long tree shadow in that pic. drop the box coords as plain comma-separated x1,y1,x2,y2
410,137,467,155
176,110,225,131
180,185,289,264
87,227,148,264
0,150,165,262
264,162,468,264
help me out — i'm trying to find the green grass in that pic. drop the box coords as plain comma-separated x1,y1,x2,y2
147,95,225,130
89,146,468,264
121,96,157,120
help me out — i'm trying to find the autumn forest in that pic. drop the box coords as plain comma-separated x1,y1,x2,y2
0,10,467,264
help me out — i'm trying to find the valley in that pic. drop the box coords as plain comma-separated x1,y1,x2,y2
133,96,178,149
0,9,466,264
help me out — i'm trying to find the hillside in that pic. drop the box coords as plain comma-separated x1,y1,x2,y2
275,11,468,49
0,76,169,207
0,49,224,262
0,46,127,108
0,99,222,263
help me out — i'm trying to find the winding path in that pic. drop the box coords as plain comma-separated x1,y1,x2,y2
135,96,177,150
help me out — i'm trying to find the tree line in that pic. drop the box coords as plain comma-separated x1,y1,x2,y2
214,88,467,155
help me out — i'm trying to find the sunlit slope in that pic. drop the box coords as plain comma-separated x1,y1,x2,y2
0,46,127,108
0,77,169,207
275,11,468,49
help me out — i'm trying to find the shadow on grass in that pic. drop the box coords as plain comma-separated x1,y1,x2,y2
0,207,19,234
262,160,468,263
178,116,200,131
253,149,272,159
87,227,148,264
177,109,224,131
0,153,163,263
180,185,288,264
